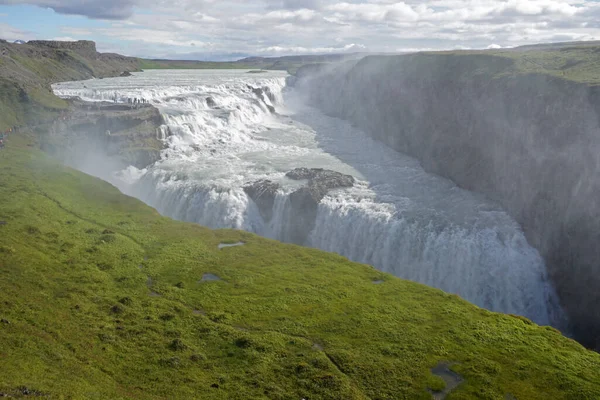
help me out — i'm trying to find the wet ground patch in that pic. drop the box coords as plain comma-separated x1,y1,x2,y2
218,242,245,250
429,362,463,400
200,273,222,282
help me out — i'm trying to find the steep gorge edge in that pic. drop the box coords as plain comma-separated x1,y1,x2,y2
299,53,600,349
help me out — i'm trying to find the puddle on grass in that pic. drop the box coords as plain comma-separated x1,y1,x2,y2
312,343,324,351
193,309,206,316
218,242,245,250
200,273,222,282
146,276,162,297
373,280,385,284
430,362,463,400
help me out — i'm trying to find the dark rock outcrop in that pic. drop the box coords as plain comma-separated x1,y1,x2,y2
243,180,280,221
206,97,217,108
245,168,355,244
287,168,355,204
247,85,276,113
28,40,97,57
299,53,600,348
287,168,354,244
263,87,276,103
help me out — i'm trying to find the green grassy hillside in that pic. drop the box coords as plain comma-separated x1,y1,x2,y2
1,135,600,399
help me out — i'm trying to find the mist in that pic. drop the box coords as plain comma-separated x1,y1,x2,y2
294,53,600,349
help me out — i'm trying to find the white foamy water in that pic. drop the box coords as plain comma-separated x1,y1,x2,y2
53,70,564,327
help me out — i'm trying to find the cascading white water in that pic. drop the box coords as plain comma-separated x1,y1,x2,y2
53,70,565,328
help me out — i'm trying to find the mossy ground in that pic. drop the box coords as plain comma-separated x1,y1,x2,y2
1,135,600,399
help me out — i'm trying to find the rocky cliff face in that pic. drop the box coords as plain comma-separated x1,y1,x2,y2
41,100,166,169
244,168,355,244
298,53,600,348
27,40,98,57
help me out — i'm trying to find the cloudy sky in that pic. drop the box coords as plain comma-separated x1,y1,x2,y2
1,0,599,60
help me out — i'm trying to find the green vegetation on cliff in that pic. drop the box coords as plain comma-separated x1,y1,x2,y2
1,135,600,399
423,41,600,85
0,40,139,131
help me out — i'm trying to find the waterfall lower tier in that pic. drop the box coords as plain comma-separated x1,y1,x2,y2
127,171,562,328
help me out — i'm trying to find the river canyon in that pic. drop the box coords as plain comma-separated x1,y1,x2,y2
53,68,565,332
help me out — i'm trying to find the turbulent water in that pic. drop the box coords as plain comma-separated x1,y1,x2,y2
53,70,564,327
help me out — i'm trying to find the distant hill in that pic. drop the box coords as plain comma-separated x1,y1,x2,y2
511,40,600,51
139,53,366,74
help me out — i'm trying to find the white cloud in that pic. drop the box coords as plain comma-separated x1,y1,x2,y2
259,43,367,53
0,22,30,41
3,0,600,58
0,0,139,19
51,36,77,41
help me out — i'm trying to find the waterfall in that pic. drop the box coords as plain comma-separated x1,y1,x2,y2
53,69,565,328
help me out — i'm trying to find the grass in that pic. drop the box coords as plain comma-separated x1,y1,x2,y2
419,43,600,85
0,79,67,132
1,135,600,399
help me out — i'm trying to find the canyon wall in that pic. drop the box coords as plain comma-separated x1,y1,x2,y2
298,53,600,348
41,100,166,170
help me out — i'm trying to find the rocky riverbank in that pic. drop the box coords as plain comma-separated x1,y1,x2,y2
41,99,166,169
